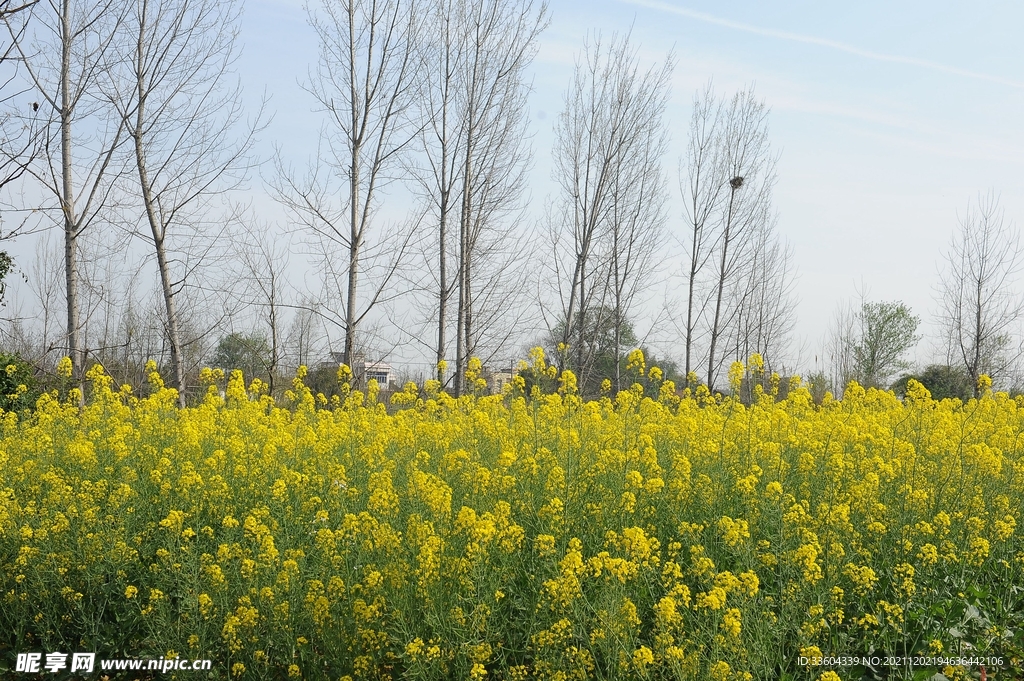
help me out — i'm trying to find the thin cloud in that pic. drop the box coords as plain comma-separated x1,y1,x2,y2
621,0,1024,90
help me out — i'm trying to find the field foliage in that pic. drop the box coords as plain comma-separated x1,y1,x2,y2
1,352,1022,680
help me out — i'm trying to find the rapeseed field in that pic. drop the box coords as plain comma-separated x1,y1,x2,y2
1,351,1022,680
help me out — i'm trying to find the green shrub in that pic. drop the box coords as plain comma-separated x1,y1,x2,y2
0,352,39,412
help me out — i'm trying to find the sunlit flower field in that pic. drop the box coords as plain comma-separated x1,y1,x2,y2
1,352,1022,680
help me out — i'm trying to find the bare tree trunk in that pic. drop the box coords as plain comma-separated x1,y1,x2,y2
264,264,281,393
575,259,586,374
346,146,360,369
266,269,281,394
58,0,84,382
135,160,184,404
437,164,449,384
455,131,472,395
684,235,698,376
612,220,621,391
153,237,184,396
707,180,739,390
454,27,477,397
343,0,361,370
972,275,983,392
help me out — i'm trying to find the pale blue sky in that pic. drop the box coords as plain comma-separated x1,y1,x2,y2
185,0,1024,370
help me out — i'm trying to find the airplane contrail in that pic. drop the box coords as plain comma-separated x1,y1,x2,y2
619,0,1024,90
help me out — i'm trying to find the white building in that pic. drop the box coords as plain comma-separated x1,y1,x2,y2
328,352,394,388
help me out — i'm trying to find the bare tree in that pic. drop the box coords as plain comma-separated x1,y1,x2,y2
284,294,325,373
0,1,36,21
0,230,61,364
824,298,856,398
234,218,290,393
409,0,463,383
275,0,420,373
726,211,797,375
27,233,63,357
673,86,784,390
453,0,545,393
701,88,775,391
407,0,545,393
548,32,672,392
115,293,159,387
6,0,128,383
76,227,135,373
101,0,257,406
0,0,42,234
677,81,727,378
938,193,1024,394
605,75,669,391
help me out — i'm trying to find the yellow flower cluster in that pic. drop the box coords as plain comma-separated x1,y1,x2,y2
0,356,1021,679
